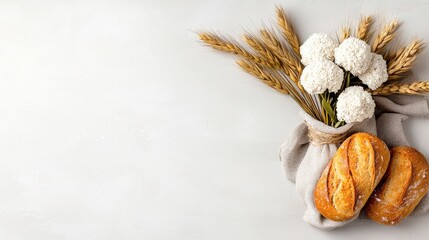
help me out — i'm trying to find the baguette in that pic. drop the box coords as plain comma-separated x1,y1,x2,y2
314,132,390,221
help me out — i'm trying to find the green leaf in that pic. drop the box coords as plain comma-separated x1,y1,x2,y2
321,98,336,121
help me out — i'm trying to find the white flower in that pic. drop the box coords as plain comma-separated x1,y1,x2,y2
300,33,338,66
358,53,388,90
300,59,344,94
334,37,372,75
336,86,375,123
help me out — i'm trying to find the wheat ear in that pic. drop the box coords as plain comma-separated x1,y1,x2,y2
357,16,373,42
371,20,399,54
242,34,284,69
259,29,302,85
387,40,425,80
371,81,429,95
276,6,301,57
339,26,350,42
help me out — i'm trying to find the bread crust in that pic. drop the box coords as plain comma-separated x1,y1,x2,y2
365,146,429,225
314,132,390,221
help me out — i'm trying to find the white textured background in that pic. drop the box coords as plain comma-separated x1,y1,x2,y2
0,0,429,239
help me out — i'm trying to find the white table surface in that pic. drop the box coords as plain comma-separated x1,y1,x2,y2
1,0,429,239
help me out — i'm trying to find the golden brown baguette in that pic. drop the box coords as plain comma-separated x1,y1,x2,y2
365,146,429,225
314,132,390,221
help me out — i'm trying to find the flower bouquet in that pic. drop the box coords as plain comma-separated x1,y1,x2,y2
199,7,429,229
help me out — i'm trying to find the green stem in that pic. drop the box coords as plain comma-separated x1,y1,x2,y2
346,72,351,88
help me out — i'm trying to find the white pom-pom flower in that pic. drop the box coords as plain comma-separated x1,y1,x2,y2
334,37,372,75
358,53,388,90
300,33,338,66
300,59,344,94
336,86,375,123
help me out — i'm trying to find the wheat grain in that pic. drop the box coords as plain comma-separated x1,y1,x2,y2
372,20,399,54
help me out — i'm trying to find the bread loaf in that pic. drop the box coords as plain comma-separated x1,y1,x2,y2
365,146,429,225
314,132,390,221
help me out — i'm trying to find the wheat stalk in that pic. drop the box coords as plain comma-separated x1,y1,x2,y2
237,58,324,119
236,60,312,113
241,32,323,119
200,31,321,119
387,40,425,80
276,6,301,57
371,81,429,95
199,33,289,94
242,34,283,69
236,59,288,94
247,31,323,117
269,70,317,115
199,32,277,68
357,16,373,42
371,20,399,54
259,29,302,85
258,29,323,119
